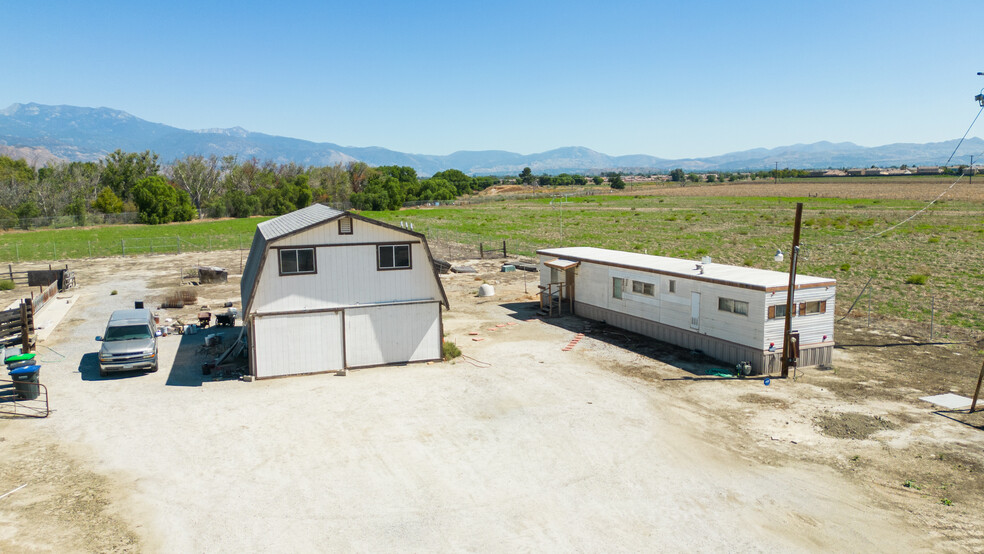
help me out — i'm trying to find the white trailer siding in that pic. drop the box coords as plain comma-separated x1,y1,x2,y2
344,303,442,368
253,311,344,378
538,247,835,374
763,287,836,349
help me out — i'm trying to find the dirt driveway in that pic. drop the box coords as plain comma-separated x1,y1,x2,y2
0,252,981,552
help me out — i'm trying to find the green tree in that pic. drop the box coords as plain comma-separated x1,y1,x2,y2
519,167,534,185
131,176,195,224
592,175,604,186
63,195,87,226
100,150,160,201
670,168,685,182
92,187,124,214
609,174,626,190
432,169,473,195
15,201,40,229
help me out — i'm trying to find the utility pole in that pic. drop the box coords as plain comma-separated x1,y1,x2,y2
780,202,804,378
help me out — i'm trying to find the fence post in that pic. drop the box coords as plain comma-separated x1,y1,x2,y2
7,264,11,280
20,302,31,353
480,242,484,259
502,240,506,257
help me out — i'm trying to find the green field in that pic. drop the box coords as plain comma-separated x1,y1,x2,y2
369,195,984,332
2,191,982,332
0,217,268,261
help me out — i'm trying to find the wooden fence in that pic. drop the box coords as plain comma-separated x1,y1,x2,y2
0,303,34,350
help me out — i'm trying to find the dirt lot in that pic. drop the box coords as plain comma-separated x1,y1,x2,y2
1,251,982,552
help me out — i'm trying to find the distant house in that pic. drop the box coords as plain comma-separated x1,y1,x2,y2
846,168,865,176
916,166,942,175
537,247,836,375
240,204,449,379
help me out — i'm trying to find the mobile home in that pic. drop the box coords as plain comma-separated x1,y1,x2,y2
538,247,835,374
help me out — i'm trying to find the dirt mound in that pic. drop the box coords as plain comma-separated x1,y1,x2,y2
814,412,898,439
479,185,530,196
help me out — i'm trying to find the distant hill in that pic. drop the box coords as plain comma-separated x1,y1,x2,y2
1,103,980,174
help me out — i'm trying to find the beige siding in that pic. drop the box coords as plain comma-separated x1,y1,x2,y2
253,312,344,378
253,223,442,314
344,303,441,368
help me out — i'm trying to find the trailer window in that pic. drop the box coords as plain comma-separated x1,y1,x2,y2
668,280,676,293
768,304,787,319
612,277,624,299
632,280,655,296
718,297,748,316
802,301,823,314
279,248,316,275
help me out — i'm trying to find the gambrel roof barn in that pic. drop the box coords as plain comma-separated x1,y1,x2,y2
241,204,449,379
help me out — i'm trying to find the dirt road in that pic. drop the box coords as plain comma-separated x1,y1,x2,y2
1,252,980,552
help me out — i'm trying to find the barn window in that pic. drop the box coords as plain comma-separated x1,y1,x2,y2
668,280,676,293
279,248,316,275
378,244,411,270
718,297,748,316
632,280,655,296
338,217,353,235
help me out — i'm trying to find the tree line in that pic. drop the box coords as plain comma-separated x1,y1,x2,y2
0,151,506,227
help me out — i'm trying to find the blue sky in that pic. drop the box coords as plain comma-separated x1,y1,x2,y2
3,0,982,158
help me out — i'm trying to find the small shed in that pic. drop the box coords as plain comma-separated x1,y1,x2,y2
538,247,836,375
241,205,449,379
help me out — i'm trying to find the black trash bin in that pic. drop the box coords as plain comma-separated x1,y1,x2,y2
9,365,40,400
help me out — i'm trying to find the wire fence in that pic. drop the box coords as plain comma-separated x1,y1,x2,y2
0,233,254,263
0,212,140,231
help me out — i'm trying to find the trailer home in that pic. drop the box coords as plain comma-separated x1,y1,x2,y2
537,247,835,374
241,204,449,379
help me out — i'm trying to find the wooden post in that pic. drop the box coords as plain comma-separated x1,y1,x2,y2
480,242,484,259
781,202,804,378
502,240,506,257
7,264,11,280
20,302,31,353
970,358,984,413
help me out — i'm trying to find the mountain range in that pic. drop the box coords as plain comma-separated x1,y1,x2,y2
1,103,980,175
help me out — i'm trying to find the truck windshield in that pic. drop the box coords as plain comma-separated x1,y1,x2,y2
104,324,152,341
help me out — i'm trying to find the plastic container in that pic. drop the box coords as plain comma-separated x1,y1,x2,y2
4,352,35,365
6,359,35,371
9,365,40,400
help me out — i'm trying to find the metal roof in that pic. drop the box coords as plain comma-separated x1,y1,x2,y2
241,205,346,311
537,247,834,291
257,204,344,240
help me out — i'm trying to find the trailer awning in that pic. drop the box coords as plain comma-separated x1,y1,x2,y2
544,258,580,270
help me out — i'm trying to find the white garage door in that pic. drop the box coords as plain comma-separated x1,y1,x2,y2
253,311,344,378
344,303,441,368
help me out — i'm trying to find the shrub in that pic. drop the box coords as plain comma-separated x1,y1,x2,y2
0,280,15,291
442,340,461,360
839,263,851,272
905,274,929,285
